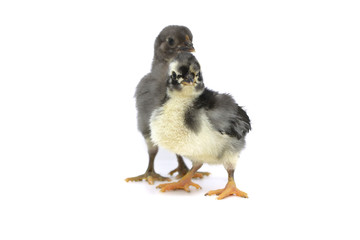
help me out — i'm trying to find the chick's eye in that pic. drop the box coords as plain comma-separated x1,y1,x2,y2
167,37,175,46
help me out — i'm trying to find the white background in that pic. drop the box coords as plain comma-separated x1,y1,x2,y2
1,0,359,239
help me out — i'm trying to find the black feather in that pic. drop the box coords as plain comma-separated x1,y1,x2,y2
184,108,200,132
184,88,251,140
193,88,217,110
183,88,217,133
227,106,251,139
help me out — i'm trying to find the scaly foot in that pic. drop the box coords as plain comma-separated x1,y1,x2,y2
157,180,201,192
159,163,203,192
169,166,210,179
171,155,210,179
193,171,211,179
125,172,170,185
169,165,188,178
205,180,248,200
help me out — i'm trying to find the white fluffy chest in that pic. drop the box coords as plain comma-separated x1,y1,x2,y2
150,96,229,164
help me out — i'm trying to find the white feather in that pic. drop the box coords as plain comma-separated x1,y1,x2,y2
150,88,242,169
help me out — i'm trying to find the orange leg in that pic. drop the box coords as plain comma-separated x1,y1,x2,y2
169,155,210,179
206,169,248,200
157,163,203,192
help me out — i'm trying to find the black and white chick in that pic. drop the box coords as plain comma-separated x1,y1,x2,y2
150,52,251,199
126,25,209,185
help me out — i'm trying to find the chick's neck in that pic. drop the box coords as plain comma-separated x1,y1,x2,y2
151,59,171,80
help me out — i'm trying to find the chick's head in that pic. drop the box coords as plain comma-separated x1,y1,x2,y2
154,25,194,61
167,52,204,96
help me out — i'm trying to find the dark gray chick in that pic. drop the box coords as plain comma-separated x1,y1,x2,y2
126,26,208,185
151,52,251,199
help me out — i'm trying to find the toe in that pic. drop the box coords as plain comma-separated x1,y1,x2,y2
158,185,169,192
192,172,210,179
191,182,201,189
216,194,226,200
147,176,154,185
216,190,232,200
205,189,223,196
169,169,177,176
235,189,248,198
192,173,203,179
125,175,144,182
156,183,166,189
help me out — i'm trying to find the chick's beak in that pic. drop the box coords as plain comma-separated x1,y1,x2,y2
178,41,195,52
181,76,195,86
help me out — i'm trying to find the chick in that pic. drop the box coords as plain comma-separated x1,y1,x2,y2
150,52,251,199
126,26,208,185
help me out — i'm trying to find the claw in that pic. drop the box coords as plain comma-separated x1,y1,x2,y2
205,180,248,200
192,171,211,179
125,172,170,185
168,166,188,178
